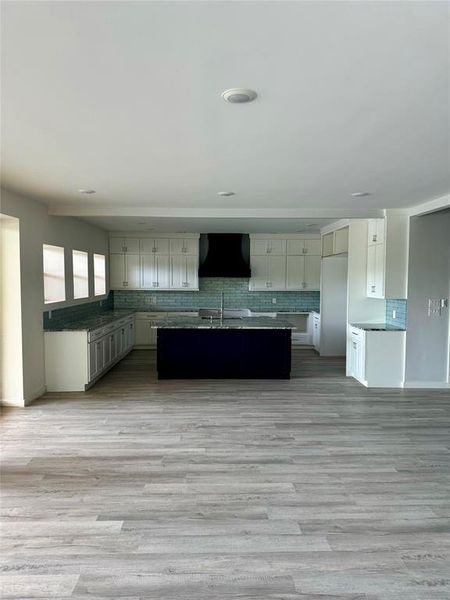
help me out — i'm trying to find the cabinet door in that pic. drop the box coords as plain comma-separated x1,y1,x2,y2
333,228,349,255
185,255,198,289
109,333,117,362
303,239,321,255
169,238,198,255
141,255,170,289
88,342,97,380
374,243,385,298
366,244,377,296
103,335,111,367
250,255,268,290
304,255,321,290
110,254,125,289
322,233,334,257
267,255,286,289
170,255,184,289
95,339,104,375
123,238,140,253
135,319,150,345
286,256,305,290
110,238,126,253
125,254,140,288
252,239,286,255
286,240,304,255
140,238,169,254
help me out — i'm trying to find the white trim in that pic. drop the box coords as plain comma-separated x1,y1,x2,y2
109,232,200,239
403,381,450,389
249,233,320,240
407,193,450,217
320,219,351,235
48,205,385,219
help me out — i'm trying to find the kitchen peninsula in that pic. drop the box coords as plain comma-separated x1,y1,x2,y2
153,316,295,379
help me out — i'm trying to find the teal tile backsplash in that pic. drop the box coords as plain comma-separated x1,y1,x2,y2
43,294,113,328
385,299,407,329
113,278,320,312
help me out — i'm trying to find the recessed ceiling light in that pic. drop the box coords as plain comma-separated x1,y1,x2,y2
221,88,257,104
217,191,235,197
78,189,96,194
351,191,370,197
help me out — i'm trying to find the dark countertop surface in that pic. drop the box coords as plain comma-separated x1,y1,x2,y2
44,310,135,332
350,322,406,332
152,316,296,330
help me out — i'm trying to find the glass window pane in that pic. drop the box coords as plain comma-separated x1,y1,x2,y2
73,250,89,299
94,254,106,296
43,244,65,304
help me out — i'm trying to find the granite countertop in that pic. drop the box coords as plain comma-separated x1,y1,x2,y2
351,322,406,332
152,316,296,330
44,310,135,332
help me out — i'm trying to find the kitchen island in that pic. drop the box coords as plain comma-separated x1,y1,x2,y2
153,316,295,379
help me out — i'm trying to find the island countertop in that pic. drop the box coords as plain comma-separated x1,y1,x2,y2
152,316,296,330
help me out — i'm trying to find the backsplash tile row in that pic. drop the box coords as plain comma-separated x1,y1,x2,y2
113,278,320,313
385,299,407,329
43,294,114,328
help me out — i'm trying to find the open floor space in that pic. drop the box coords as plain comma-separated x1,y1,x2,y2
2,350,450,599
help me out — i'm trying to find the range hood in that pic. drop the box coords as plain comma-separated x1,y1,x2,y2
198,234,251,278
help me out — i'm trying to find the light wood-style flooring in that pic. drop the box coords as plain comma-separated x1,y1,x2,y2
1,349,450,599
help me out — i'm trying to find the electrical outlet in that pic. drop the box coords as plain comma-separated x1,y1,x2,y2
392,309,396,319
272,297,277,304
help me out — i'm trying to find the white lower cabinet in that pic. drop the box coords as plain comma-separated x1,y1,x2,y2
348,325,406,387
45,315,135,392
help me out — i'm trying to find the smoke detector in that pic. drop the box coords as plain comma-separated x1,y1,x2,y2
221,88,257,104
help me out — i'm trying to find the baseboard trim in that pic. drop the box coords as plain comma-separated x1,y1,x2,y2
403,381,450,389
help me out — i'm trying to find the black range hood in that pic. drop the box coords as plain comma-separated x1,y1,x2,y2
198,234,251,278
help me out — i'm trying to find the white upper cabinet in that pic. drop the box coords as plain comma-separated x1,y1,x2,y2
169,238,198,255
286,255,321,290
140,238,169,255
109,254,140,289
366,215,408,299
110,238,140,254
251,238,286,256
249,235,321,292
170,255,198,289
287,239,321,256
250,255,286,290
141,254,170,289
109,234,199,291
321,227,349,257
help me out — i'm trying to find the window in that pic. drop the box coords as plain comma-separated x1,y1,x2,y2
94,254,106,296
43,244,65,304
72,250,89,299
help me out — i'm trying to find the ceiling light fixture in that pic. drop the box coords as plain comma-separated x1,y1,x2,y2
351,191,370,197
78,189,96,194
221,88,257,104
217,191,235,197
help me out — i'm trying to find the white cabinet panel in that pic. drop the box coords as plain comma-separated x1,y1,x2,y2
312,313,321,352
304,239,321,255
322,233,334,257
140,238,169,254
286,256,305,290
169,238,198,255
286,256,320,290
110,254,125,289
141,255,170,289
252,239,286,256
367,244,385,298
286,240,304,255
250,255,286,290
170,255,199,289
333,228,349,255
110,254,140,289
368,219,385,246
110,238,140,253
304,255,321,290
125,254,140,289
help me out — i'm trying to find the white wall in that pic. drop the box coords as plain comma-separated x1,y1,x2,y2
0,215,24,405
405,210,450,385
0,187,108,404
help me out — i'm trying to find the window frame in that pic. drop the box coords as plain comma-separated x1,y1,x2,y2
72,249,89,300
93,253,106,297
43,244,66,304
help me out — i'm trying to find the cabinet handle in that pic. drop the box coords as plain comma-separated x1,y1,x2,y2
372,235,377,242
267,247,272,254
152,282,159,287
303,247,307,254
152,247,157,253
123,281,128,287
371,285,376,292
352,341,357,348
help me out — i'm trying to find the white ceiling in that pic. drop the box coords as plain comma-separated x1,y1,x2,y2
1,0,449,227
